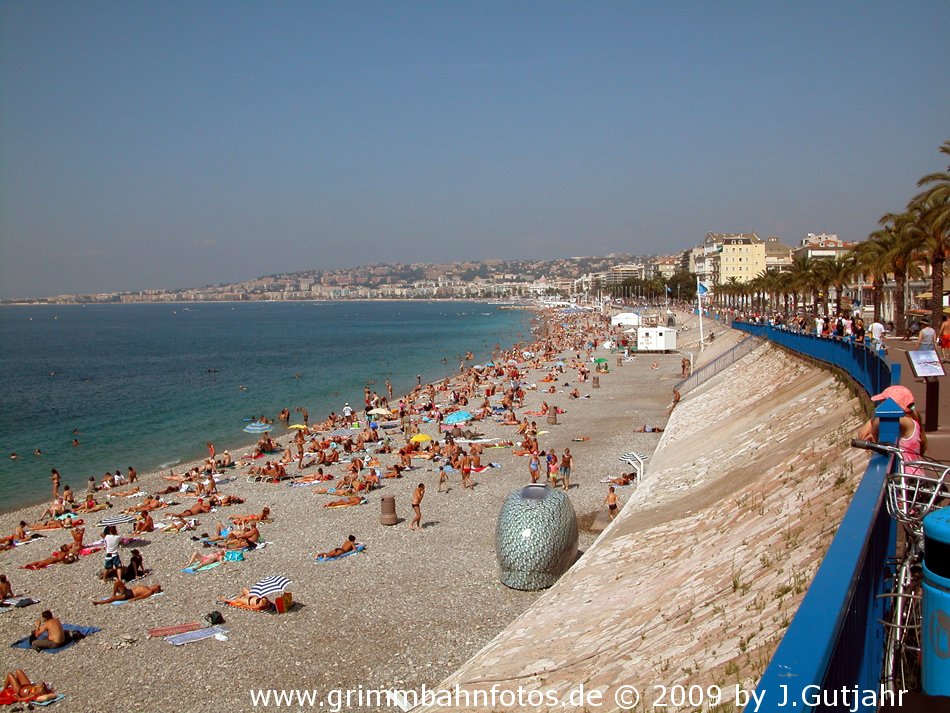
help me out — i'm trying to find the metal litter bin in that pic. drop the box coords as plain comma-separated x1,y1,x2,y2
923,507,950,695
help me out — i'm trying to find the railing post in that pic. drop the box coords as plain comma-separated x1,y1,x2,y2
875,398,903,445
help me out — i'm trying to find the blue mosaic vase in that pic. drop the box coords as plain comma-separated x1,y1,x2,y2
496,484,578,590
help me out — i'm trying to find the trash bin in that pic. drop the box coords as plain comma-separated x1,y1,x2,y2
546,412,557,425
380,495,397,526
592,376,600,388
616,357,622,367
922,507,950,695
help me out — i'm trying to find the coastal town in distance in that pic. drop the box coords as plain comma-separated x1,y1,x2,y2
4,232,850,305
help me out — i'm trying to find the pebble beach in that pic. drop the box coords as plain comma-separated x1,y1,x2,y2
0,307,711,713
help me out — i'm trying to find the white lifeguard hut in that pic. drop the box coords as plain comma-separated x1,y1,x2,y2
636,326,677,352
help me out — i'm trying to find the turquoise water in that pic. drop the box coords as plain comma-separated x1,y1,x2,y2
0,301,532,512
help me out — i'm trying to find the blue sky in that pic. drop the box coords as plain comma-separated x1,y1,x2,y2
1,1,948,298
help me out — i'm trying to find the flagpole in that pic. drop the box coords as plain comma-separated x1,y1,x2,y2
697,275,705,352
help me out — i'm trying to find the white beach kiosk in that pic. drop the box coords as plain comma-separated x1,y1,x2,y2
636,326,677,352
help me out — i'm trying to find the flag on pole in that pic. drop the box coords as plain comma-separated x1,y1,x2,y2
697,282,709,296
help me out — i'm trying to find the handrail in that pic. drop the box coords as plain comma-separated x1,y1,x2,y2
675,336,763,395
732,321,899,397
735,320,901,711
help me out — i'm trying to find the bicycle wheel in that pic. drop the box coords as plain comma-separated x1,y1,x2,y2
880,555,922,693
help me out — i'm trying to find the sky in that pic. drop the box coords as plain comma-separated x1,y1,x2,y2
1,1,948,299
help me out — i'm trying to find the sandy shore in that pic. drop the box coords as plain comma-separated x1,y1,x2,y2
0,307,717,713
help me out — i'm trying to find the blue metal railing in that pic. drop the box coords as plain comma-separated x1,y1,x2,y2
733,320,901,711
733,322,899,398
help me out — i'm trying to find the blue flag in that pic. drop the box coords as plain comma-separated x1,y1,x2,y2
697,282,709,296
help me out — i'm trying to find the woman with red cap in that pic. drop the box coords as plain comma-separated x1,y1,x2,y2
856,385,926,468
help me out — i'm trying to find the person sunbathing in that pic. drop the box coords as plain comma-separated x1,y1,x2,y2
185,548,225,569
634,424,664,432
3,669,53,702
608,473,637,486
313,486,355,496
121,549,147,581
133,511,155,534
163,517,195,534
324,495,364,508
0,522,29,547
200,521,231,543
0,574,13,600
93,580,162,605
26,518,78,532
28,610,71,650
224,523,260,550
65,527,85,557
211,494,244,507
229,507,270,525
222,588,271,611
109,485,141,497
122,496,164,514
170,499,212,518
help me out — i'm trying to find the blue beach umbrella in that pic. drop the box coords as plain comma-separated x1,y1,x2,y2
444,411,473,425
243,422,272,434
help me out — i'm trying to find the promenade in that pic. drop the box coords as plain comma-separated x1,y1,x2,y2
881,336,950,461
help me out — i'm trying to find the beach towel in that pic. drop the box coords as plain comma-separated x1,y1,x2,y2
1,597,40,609
10,625,100,653
165,625,229,646
148,622,202,638
218,599,273,613
33,694,67,706
182,560,224,574
315,544,365,562
13,534,45,546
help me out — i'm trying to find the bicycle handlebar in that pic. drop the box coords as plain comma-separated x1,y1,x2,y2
850,438,899,456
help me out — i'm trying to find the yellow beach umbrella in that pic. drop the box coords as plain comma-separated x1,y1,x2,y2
409,434,432,443
288,424,308,430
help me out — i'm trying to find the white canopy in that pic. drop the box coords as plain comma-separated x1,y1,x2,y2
610,312,642,326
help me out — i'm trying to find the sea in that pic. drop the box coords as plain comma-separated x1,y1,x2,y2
0,301,533,513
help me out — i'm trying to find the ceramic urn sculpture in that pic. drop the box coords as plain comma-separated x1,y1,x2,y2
496,484,579,590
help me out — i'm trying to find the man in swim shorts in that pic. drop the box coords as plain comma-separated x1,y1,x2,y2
409,483,425,531
316,535,357,559
560,448,573,491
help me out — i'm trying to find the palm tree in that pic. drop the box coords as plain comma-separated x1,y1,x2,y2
775,271,795,315
816,255,856,316
910,140,950,327
851,237,889,323
789,255,818,317
874,212,925,338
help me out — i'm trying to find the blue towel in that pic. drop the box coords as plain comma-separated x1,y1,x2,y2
11,625,100,653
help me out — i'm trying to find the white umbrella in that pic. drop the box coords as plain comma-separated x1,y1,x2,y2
97,514,136,527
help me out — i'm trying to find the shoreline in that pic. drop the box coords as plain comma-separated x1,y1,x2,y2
0,301,540,515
